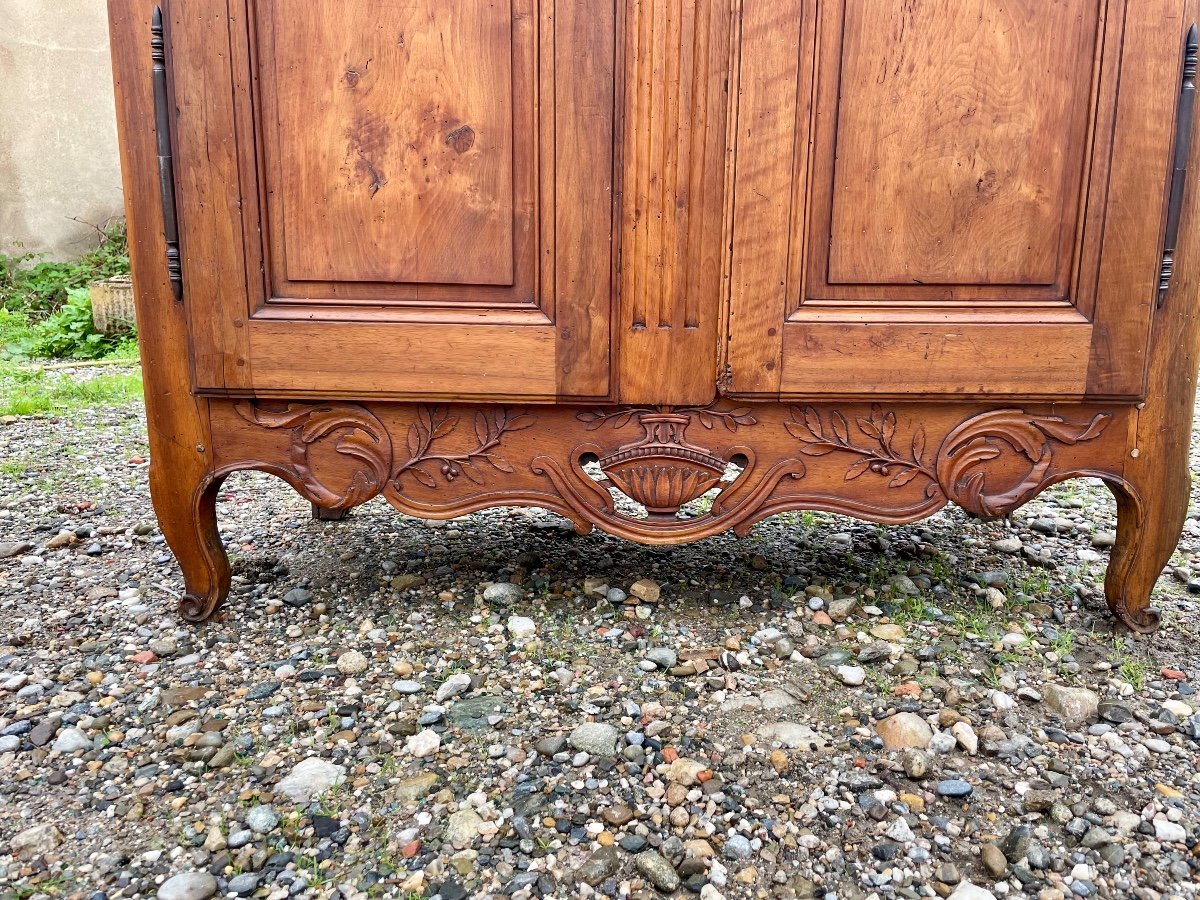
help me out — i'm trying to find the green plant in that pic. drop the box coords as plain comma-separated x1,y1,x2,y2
1,222,135,361
1048,629,1075,658
890,594,929,623
1119,658,1148,691
11,289,127,359
1,222,129,315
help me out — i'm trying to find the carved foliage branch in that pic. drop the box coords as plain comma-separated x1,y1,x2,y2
394,406,535,489
786,404,935,489
578,405,758,432
235,403,534,504
784,404,1113,518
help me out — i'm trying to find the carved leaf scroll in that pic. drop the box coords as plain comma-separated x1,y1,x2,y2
235,402,393,509
785,405,1113,518
937,410,1113,517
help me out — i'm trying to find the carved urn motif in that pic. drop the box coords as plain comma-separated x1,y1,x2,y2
597,413,729,518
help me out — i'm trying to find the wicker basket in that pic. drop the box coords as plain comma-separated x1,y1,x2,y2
90,277,137,334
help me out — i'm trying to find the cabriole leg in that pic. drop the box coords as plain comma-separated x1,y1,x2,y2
1103,474,1187,634
151,466,231,623
312,503,351,522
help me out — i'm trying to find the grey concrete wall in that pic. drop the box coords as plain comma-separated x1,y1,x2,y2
0,1,124,261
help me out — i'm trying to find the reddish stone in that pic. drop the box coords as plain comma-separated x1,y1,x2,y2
129,651,157,665
401,840,421,858
853,757,867,769
811,611,834,627
894,682,921,698
1162,668,1188,681
661,746,679,763
696,770,713,784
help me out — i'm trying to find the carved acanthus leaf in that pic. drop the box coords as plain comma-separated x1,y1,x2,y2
235,402,393,509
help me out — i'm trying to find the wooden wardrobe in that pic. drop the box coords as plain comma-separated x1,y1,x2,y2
108,0,1200,631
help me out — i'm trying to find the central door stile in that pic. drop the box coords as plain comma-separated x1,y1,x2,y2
615,0,732,405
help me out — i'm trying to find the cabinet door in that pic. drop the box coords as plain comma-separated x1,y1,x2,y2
168,0,614,400
728,0,1188,398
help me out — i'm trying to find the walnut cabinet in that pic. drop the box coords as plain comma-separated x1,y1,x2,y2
109,0,1200,630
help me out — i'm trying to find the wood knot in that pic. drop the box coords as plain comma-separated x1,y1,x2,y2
445,125,476,154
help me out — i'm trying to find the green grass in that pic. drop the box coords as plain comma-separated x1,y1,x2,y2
1119,658,1148,691
890,594,930,623
0,367,143,417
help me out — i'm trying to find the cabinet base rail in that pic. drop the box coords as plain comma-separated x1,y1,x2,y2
152,398,1181,633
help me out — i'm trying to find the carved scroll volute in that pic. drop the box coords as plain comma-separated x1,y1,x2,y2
234,402,393,509
934,410,1112,518
598,413,728,518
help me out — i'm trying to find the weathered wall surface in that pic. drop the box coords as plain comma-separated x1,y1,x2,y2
0,1,124,260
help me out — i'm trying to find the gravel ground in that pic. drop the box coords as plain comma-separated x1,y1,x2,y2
5,374,1200,900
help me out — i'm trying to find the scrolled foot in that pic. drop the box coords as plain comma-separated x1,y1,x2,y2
1109,598,1163,635
1102,475,1180,636
179,590,226,624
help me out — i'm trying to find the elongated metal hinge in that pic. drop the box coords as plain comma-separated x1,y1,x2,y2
1159,23,1199,309
151,6,183,301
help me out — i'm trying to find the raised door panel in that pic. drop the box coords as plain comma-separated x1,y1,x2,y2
170,0,615,399
728,0,1186,398
267,1,515,287
823,0,1095,291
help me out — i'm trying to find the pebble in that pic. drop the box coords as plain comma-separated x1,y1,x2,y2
407,729,442,758
937,779,973,799
156,872,217,900
1155,819,1188,843
876,712,934,750
646,647,678,669
724,834,753,860
949,884,997,900
436,672,473,701
336,649,369,674
246,805,279,834
12,823,62,857
757,721,826,750
483,582,525,604
1042,684,1099,724
980,843,1007,876
569,722,619,756
274,757,346,802
51,727,90,754
635,850,680,892
836,664,866,686
507,615,536,640
902,749,932,779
